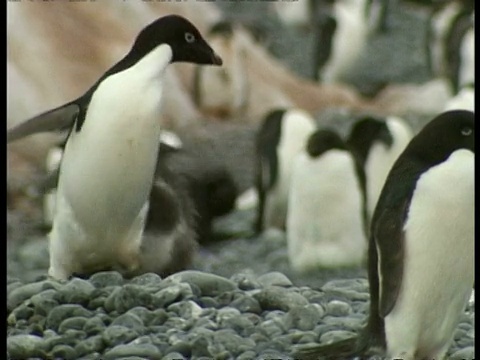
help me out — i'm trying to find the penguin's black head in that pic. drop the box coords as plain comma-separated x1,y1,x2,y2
306,129,345,158
410,110,474,164
132,15,223,66
348,116,393,152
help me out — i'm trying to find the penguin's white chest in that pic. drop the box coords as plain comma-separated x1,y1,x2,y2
49,46,171,279
384,149,474,359
287,150,367,271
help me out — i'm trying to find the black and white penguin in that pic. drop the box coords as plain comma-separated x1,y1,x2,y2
347,115,413,219
293,109,475,360
254,108,316,234
7,15,223,280
193,20,249,119
287,129,368,271
312,0,369,83
426,0,474,93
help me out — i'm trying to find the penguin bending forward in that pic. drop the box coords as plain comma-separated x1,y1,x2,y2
7,15,223,280
293,110,474,360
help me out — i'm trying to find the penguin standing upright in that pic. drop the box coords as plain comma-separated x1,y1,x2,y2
293,110,475,360
287,128,368,271
7,15,223,280
347,115,412,219
254,108,316,234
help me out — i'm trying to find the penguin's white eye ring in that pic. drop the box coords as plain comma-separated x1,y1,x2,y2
461,127,473,136
185,32,196,43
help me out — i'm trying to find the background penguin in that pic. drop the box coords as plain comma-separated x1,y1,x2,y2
426,0,474,93
293,109,475,360
312,0,369,84
7,15,223,280
254,107,316,234
347,115,413,220
287,128,368,272
193,20,249,120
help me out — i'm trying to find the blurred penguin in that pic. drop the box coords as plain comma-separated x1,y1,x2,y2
312,0,369,83
255,108,316,234
347,115,413,220
287,128,368,271
426,0,474,93
444,82,474,111
193,21,249,120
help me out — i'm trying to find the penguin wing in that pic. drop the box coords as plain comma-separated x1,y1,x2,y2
373,198,410,318
7,103,79,143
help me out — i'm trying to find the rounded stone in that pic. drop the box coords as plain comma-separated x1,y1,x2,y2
103,343,162,360
129,272,163,287
7,334,46,359
83,316,107,336
230,295,262,314
58,278,96,305
104,285,154,313
49,344,77,360
161,352,186,360
167,300,204,319
89,271,125,288
111,313,145,334
191,336,212,357
7,280,61,312
284,304,322,331
326,300,352,317
74,335,105,356
102,325,139,347
253,286,309,311
450,346,475,360
257,272,293,287
58,316,89,334
45,304,93,331
162,270,237,297
29,289,60,316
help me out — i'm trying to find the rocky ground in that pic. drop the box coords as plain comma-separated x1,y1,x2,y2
7,1,474,359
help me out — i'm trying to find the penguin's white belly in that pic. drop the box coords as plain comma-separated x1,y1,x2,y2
49,63,164,279
384,150,474,359
287,151,367,271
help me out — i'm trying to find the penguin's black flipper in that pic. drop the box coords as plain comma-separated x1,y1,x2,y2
7,103,79,143
291,336,359,360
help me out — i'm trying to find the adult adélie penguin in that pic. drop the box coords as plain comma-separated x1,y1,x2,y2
254,108,316,234
292,110,474,360
7,15,223,280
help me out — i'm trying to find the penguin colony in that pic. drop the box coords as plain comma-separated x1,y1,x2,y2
7,2,475,359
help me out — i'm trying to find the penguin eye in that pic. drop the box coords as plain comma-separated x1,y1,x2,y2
461,127,473,136
185,32,196,43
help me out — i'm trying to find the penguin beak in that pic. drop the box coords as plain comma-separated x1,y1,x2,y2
211,51,223,66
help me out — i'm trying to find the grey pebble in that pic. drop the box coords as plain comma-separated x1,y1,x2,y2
191,336,212,357
213,328,256,356
58,277,96,305
75,335,105,357
7,334,46,359
167,300,204,319
89,271,125,288
129,272,163,286
253,286,309,311
154,284,191,308
83,315,107,336
230,271,261,290
450,346,475,360
112,313,145,335
162,270,237,297
102,325,139,347
105,284,154,313
284,304,322,331
45,304,93,331
29,289,60,316
50,344,77,360
257,271,293,287
326,299,352,316
161,352,186,360
230,295,262,314
7,280,61,312
58,316,88,334
104,343,162,360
